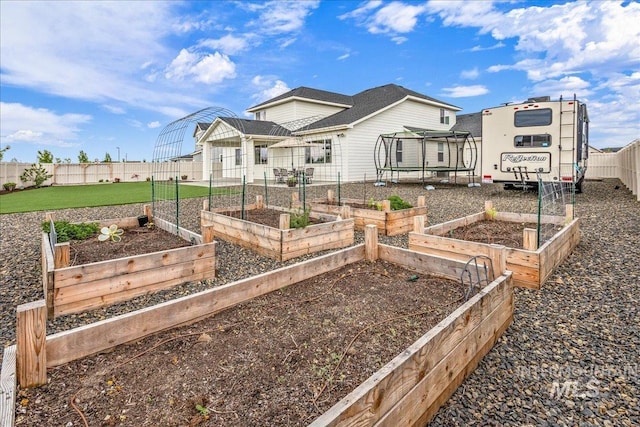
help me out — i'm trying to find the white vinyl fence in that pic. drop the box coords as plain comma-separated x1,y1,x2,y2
1,162,205,188
586,139,639,200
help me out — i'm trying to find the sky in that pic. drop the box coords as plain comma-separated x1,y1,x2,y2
1,0,639,163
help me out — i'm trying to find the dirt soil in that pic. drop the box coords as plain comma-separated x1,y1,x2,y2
224,208,323,228
17,260,465,426
69,226,192,265
448,220,539,249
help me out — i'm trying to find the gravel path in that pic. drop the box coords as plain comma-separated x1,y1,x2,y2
1,179,638,425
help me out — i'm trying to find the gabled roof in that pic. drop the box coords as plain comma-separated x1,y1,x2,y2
247,87,353,111
218,117,291,137
451,112,482,138
302,84,461,131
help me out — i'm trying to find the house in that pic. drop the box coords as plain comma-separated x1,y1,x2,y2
195,84,461,183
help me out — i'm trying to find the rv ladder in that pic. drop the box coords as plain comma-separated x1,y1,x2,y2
558,94,577,183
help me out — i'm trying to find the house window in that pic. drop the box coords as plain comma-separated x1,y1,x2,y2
305,139,332,164
437,142,444,162
514,109,552,127
514,134,552,148
234,149,242,166
440,109,449,125
395,140,403,163
254,145,268,164
255,111,266,121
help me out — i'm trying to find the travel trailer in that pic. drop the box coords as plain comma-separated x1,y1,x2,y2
481,95,589,192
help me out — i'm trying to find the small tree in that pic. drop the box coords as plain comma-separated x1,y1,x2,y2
0,144,10,161
103,152,112,162
37,150,54,163
20,164,53,188
78,150,90,163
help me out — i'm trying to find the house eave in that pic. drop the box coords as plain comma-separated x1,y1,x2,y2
246,96,352,113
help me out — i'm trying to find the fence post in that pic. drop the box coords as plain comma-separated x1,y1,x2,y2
16,300,47,388
364,224,378,261
53,243,69,268
488,244,507,277
523,228,538,251
202,225,214,244
279,214,290,230
565,204,574,222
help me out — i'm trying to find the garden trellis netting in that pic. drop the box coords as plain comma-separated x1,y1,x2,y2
152,107,245,231
537,174,575,247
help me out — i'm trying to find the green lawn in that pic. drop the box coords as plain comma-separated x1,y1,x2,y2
0,182,220,214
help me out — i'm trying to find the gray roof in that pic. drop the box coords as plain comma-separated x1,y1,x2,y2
218,117,291,137
303,84,461,131
248,87,353,110
451,112,482,137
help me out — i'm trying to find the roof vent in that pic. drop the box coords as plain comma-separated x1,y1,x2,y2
526,96,551,103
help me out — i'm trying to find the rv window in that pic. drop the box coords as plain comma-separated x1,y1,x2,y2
514,134,551,148
514,109,552,127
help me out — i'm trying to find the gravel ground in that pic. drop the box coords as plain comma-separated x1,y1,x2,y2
1,179,638,425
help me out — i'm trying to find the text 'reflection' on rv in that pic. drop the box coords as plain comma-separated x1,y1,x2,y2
481,95,589,192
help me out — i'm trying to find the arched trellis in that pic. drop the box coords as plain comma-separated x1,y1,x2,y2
152,107,245,231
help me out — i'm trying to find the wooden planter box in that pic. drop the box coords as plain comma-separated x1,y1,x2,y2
409,201,580,289
310,191,428,236
5,225,513,427
41,208,216,319
201,196,354,261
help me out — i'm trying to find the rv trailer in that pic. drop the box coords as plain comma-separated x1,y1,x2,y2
481,95,589,192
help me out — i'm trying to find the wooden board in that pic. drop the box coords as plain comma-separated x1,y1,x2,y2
53,244,215,288
202,209,354,261
424,212,485,236
45,245,366,367
378,245,468,281
0,345,16,427
154,217,203,245
539,219,580,284
309,273,513,426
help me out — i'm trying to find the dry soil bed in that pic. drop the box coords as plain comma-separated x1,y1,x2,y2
68,226,192,265
223,207,323,229
447,220,539,249
16,259,465,426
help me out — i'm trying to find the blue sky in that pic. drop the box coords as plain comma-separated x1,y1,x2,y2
1,0,639,163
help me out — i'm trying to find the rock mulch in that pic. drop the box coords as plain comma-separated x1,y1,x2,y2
1,179,638,425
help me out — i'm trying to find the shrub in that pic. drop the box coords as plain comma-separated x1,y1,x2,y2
3,182,17,192
113,177,121,183
290,208,311,229
388,195,412,210
41,221,100,242
20,164,53,188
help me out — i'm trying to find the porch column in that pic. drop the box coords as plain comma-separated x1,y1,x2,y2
243,136,254,183
201,141,209,182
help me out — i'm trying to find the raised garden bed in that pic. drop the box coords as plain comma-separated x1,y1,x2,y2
409,200,580,289
5,226,513,426
309,190,427,236
201,196,354,261
41,207,216,318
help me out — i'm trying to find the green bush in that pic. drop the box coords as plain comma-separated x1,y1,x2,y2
388,195,412,210
41,220,100,242
3,182,17,192
290,208,311,229
20,164,53,188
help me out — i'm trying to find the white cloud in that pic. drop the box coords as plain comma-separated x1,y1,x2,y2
530,76,592,99
460,67,480,80
198,34,250,55
165,49,236,84
0,102,91,147
250,76,291,104
147,121,162,129
103,105,126,115
441,85,489,98
341,1,427,39
469,42,505,52
338,53,350,61
0,2,210,118
249,1,320,34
